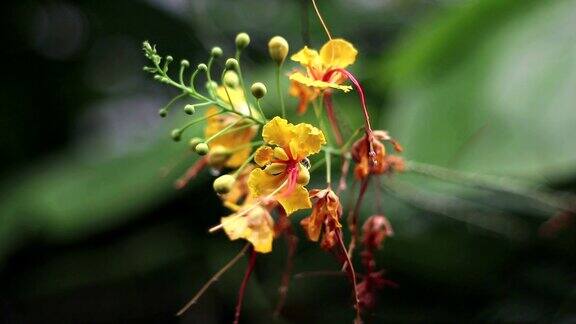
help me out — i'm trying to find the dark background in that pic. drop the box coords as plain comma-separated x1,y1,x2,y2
2,0,576,323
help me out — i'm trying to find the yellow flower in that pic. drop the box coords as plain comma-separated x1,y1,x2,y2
221,196,275,253
288,39,357,113
204,86,257,168
248,117,326,215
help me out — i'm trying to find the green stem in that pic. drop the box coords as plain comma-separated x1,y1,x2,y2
162,93,186,112
205,119,254,144
189,67,200,92
233,149,258,177
179,63,187,86
310,157,326,173
275,65,285,118
180,110,224,132
255,99,266,120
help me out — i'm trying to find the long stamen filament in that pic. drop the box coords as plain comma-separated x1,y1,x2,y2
311,0,333,40
324,68,377,164
176,243,250,316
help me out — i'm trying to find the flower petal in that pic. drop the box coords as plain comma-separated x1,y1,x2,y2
216,86,250,115
262,116,295,148
289,72,352,92
291,46,322,68
221,208,274,253
289,122,326,160
254,146,274,167
277,185,311,215
319,39,358,69
246,209,274,253
221,214,250,241
248,168,285,197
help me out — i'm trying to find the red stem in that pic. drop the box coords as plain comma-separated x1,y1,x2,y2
323,92,344,146
344,177,371,270
274,225,298,317
234,246,257,324
336,229,362,323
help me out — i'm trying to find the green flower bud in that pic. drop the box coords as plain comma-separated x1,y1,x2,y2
235,32,250,50
194,142,209,155
197,63,208,71
297,166,310,185
206,80,218,92
268,36,289,65
158,108,167,118
223,70,240,88
250,82,267,99
213,174,236,194
166,55,173,62
180,59,189,67
189,137,203,150
225,58,239,70
208,146,231,166
211,47,223,57
171,128,182,142
153,75,163,81
184,104,195,115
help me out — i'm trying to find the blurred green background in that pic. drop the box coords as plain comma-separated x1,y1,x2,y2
2,0,576,323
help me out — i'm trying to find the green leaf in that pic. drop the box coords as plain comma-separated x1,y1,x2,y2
383,0,576,181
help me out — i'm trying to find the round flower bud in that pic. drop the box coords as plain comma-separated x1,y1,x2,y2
213,174,236,194
153,75,163,81
223,71,240,88
158,108,167,118
171,129,182,142
166,55,173,62
180,59,189,67
268,36,289,65
208,146,231,166
297,166,310,185
206,80,218,92
235,32,250,50
211,47,223,57
197,63,208,71
184,104,195,115
194,142,209,155
225,58,239,71
189,137,203,150
250,82,267,99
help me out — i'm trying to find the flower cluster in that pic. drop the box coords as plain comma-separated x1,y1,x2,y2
142,6,404,323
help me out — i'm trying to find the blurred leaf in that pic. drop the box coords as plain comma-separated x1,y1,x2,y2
382,0,576,181
0,138,199,264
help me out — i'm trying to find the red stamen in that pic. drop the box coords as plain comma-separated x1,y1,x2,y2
174,157,208,189
279,162,299,198
323,68,377,165
323,92,344,146
234,246,257,324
